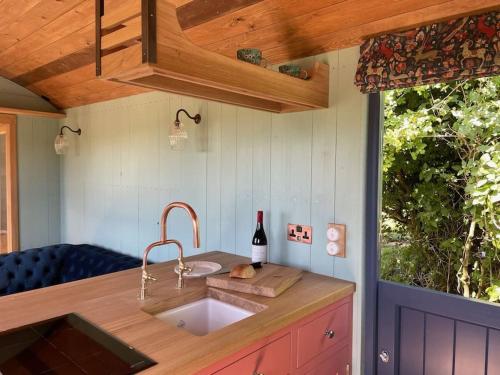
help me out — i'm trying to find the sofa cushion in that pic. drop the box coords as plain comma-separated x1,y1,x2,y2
60,244,143,283
0,244,70,295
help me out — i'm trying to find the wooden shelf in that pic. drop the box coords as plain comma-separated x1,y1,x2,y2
96,0,329,113
0,106,66,119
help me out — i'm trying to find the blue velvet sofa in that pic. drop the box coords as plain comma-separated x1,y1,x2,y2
0,244,144,297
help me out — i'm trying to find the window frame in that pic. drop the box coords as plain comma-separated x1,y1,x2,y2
0,114,19,253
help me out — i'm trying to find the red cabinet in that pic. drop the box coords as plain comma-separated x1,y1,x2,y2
203,295,353,375
215,334,291,375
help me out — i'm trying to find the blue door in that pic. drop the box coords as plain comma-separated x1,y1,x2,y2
364,93,500,375
377,281,500,375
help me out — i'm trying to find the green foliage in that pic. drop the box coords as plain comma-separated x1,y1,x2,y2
381,77,500,301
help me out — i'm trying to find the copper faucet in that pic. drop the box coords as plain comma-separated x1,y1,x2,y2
140,202,200,300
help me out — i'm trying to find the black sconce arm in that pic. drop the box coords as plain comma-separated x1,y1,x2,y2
175,109,201,126
59,125,82,136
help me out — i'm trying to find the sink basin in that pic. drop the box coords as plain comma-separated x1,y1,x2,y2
154,297,255,336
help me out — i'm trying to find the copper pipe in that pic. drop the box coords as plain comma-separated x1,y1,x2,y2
159,201,200,248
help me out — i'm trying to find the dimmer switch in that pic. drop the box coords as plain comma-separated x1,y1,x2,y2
326,223,346,257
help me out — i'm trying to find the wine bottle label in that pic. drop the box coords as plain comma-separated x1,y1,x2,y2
252,245,267,263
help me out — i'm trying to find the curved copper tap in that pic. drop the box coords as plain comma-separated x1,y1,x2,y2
159,202,200,247
140,202,200,300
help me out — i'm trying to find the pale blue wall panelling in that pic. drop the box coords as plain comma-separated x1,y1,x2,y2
60,47,367,374
17,116,60,249
60,48,366,276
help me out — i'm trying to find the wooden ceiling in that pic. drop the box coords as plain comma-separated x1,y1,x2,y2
0,0,497,109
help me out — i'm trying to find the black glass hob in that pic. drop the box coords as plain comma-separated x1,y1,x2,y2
0,313,156,374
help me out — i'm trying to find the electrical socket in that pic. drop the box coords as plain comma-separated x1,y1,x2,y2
287,224,312,244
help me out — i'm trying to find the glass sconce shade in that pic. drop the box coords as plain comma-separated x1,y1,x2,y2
169,109,201,151
169,121,188,150
54,134,69,155
54,125,81,155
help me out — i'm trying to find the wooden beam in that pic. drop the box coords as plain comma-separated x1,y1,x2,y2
12,47,95,87
0,107,66,119
0,23,95,80
177,0,264,29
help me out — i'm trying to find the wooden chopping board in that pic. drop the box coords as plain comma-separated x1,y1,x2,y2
206,263,303,297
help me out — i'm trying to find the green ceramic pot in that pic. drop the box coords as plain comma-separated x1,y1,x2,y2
237,48,265,65
278,64,309,79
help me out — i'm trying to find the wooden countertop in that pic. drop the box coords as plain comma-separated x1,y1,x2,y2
0,251,355,374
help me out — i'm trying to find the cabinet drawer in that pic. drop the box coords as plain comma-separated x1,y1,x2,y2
304,345,350,375
215,334,291,375
296,302,349,368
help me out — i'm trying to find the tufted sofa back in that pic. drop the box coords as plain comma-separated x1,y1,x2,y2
0,244,143,297
60,244,144,283
0,244,70,296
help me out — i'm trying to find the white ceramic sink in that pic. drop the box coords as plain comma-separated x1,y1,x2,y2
154,297,255,336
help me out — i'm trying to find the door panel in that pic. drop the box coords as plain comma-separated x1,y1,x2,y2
399,308,424,375
454,322,487,375
488,329,500,374
424,314,454,375
378,281,500,375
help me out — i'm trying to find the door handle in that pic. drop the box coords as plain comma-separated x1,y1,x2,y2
379,350,390,363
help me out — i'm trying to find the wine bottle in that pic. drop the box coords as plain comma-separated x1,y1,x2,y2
252,210,268,263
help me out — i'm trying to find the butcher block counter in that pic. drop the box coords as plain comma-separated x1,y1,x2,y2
0,251,355,374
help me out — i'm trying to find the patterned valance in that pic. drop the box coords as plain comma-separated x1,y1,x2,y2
355,11,499,93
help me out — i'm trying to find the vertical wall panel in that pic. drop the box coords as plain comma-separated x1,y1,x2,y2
206,102,222,251
399,308,425,375
17,116,60,250
219,105,238,253
455,322,487,375
270,111,313,269
252,110,272,247
310,51,338,275
425,314,454,375
235,108,253,257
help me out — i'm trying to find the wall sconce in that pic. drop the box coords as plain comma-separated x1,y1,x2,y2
54,125,82,155
169,108,201,150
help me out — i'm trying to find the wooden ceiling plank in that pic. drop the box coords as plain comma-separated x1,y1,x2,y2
0,0,87,51
0,23,94,80
0,0,94,68
261,0,500,62
183,0,346,48
0,0,44,33
200,0,456,62
177,0,265,30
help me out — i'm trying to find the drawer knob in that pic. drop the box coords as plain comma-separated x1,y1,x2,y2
324,329,335,339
